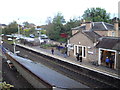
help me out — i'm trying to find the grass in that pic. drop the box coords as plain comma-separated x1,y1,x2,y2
3,40,13,44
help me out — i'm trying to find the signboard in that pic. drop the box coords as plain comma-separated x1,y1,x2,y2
88,51,93,54
15,51,20,54
67,44,73,50
119,52,120,54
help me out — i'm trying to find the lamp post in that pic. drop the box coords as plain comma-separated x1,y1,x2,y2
17,18,20,38
13,39,16,54
37,31,41,46
12,36,16,54
12,37,20,55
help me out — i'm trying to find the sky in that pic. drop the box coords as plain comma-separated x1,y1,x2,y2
0,0,120,25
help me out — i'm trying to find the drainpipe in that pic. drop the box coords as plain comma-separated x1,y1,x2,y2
114,19,119,37
98,48,101,65
115,51,120,71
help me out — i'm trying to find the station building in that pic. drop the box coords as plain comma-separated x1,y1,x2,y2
67,20,120,69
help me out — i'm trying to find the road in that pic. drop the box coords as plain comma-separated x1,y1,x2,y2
3,42,119,88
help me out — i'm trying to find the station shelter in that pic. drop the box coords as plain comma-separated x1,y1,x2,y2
96,37,120,69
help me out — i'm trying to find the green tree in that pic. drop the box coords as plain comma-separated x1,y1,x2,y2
82,7,110,22
46,23,54,38
64,18,81,36
2,21,18,35
22,22,35,36
46,17,52,24
53,13,66,24
23,22,29,28
46,12,66,41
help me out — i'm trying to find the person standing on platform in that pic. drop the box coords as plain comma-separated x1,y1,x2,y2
64,50,67,58
80,55,82,62
110,54,115,68
76,53,80,61
110,59,114,68
105,57,110,67
51,48,54,55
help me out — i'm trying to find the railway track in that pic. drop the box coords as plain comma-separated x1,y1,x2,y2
3,42,119,88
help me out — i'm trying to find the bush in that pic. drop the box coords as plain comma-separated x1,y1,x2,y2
58,38,66,43
0,82,14,90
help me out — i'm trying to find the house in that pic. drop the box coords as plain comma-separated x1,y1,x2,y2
72,21,120,37
68,29,101,63
0,24,7,29
34,25,47,36
67,20,120,69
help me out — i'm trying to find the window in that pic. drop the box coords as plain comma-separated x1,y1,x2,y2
74,45,86,58
83,47,86,57
112,32,115,37
78,47,82,56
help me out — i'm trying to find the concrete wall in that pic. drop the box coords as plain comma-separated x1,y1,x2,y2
5,53,52,88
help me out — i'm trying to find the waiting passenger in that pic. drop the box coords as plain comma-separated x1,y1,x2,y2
51,48,54,55
105,57,110,67
76,53,80,61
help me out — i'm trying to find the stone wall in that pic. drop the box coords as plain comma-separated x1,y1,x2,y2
69,31,99,62
94,31,108,36
72,30,79,35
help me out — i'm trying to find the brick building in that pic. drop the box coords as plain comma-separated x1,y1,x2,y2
67,20,120,69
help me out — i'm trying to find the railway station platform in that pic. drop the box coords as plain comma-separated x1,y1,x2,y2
16,44,119,80
6,52,88,88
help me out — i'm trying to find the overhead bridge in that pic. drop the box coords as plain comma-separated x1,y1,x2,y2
5,52,88,89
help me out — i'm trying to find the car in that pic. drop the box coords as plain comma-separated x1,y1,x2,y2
7,60,13,68
7,60,13,67
8,38,12,41
7,60,17,71
29,34,35,38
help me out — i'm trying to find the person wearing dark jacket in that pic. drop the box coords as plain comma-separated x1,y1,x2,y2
51,48,54,55
76,53,80,61
110,54,115,68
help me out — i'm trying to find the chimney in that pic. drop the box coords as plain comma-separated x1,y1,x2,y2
114,19,119,37
86,21,92,30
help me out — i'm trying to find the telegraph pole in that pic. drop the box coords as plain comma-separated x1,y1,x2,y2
18,18,20,37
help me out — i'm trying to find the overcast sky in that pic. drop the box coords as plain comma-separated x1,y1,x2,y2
0,0,119,25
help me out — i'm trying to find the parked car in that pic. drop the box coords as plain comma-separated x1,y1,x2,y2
6,60,17,71
29,34,35,38
8,38,12,41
